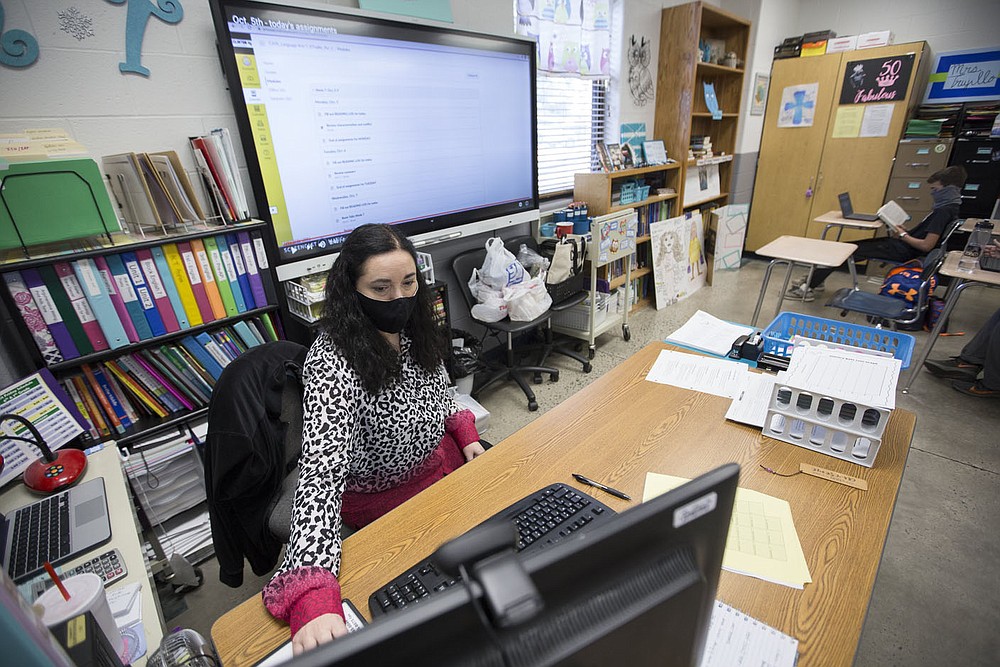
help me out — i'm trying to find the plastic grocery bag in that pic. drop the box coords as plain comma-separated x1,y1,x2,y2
471,289,508,322
504,276,552,321
480,237,526,289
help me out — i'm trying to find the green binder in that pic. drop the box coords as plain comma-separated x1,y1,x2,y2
0,159,121,251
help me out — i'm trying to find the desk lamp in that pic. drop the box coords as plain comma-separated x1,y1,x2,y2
0,413,87,493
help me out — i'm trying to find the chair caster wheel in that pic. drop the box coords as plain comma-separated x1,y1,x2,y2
588,347,595,360
622,324,631,341
533,373,543,384
528,400,539,411
583,363,592,373
550,371,560,382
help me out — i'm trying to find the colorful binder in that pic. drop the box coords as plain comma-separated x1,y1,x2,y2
179,335,225,381
250,229,278,306
23,267,82,359
119,251,167,337
103,254,153,341
226,232,257,311
135,248,180,333
53,262,108,352
237,230,268,309
190,238,227,320
232,319,263,348
213,234,247,313
39,265,92,355
94,256,139,344
203,235,239,317
161,243,203,327
175,241,215,323
3,270,65,364
150,245,191,329
71,258,129,349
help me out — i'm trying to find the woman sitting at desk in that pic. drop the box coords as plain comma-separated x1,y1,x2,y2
788,166,967,301
263,224,485,654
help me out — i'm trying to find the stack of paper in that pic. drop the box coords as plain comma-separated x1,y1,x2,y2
102,150,206,236
784,345,900,409
190,129,250,223
699,600,799,667
646,349,752,399
665,310,754,357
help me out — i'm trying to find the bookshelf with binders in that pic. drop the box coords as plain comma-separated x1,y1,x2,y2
0,220,283,448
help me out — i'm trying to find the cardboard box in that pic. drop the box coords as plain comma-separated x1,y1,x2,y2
826,36,858,53
857,30,892,49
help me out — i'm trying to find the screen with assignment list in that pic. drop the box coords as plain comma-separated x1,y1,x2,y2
216,2,536,265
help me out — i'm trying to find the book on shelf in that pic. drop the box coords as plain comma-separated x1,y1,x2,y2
226,232,257,310
35,265,92,356
119,251,168,338
190,133,250,223
81,363,126,433
149,245,192,329
54,262,109,352
203,235,240,317
174,240,216,324
189,237,227,320
103,253,155,341
93,256,140,344
214,234,248,313
236,231,269,309
2,270,65,364
161,243,204,327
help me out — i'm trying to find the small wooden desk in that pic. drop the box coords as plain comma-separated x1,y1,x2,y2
751,235,859,326
813,210,883,240
959,217,999,233
902,250,1000,393
212,342,915,667
0,444,165,666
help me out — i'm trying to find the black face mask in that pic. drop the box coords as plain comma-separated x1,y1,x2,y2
356,292,417,334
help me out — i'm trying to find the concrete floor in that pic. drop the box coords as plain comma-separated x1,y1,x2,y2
171,258,1000,666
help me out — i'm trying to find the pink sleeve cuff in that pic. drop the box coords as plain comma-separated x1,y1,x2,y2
262,566,344,637
445,409,479,449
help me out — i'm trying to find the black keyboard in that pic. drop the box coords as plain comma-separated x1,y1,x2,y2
8,494,72,581
369,483,617,617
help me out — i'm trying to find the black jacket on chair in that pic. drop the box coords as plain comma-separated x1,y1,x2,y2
205,340,307,587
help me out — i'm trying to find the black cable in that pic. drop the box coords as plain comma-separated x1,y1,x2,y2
457,562,512,667
140,450,160,489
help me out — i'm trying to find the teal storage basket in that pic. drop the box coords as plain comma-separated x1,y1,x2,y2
762,312,915,369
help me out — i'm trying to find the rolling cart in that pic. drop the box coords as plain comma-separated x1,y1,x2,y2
550,208,636,358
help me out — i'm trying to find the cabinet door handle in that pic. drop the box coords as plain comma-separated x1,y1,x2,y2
966,159,990,164
905,162,930,167
896,196,919,201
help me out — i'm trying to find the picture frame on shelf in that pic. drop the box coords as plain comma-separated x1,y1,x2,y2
606,143,624,171
751,73,769,115
643,140,668,165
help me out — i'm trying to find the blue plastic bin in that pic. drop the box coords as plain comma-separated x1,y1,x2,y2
761,312,915,369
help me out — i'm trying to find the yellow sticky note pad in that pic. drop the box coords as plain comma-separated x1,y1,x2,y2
643,472,812,589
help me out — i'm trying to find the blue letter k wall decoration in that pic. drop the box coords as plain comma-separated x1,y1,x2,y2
106,0,184,76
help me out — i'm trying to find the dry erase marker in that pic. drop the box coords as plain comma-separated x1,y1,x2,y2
572,473,632,501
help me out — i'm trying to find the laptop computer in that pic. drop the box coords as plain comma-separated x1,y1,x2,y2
1,477,111,583
838,192,880,222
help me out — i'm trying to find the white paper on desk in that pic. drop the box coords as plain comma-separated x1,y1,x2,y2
646,349,751,399
726,372,786,428
785,345,900,408
108,582,143,628
666,310,754,356
699,600,798,667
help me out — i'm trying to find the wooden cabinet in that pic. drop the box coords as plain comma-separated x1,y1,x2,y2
885,138,952,222
0,221,283,448
653,1,750,213
574,163,681,311
746,42,930,250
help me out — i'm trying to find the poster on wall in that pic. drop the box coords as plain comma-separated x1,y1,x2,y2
650,213,706,310
923,48,1000,103
777,83,818,128
839,54,915,105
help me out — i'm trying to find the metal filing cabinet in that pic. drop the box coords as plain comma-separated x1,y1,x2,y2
885,138,952,222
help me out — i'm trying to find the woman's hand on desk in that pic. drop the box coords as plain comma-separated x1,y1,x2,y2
293,613,348,655
462,441,486,462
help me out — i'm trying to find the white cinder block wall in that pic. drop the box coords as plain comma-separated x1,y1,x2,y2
0,0,515,217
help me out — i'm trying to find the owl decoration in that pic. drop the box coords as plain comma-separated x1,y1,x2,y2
628,35,654,106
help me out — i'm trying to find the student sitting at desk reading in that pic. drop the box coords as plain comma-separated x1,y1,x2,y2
788,166,966,301
262,224,484,654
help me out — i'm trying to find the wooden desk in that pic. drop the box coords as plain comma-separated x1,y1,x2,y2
0,444,165,666
902,250,1000,393
813,210,883,240
212,343,915,667
751,235,859,326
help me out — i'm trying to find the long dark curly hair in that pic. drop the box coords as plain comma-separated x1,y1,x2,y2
319,224,446,394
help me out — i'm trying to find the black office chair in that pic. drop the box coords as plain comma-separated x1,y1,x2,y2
825,247,946,329
452,247,560,411
506,236,592,376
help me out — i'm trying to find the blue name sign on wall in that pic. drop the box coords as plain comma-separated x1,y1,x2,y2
925,47,1000,104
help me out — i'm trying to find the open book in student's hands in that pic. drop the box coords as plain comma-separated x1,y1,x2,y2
877,200,910,230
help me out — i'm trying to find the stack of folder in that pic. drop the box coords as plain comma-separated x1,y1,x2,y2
102,150,206,236
190,129,251,224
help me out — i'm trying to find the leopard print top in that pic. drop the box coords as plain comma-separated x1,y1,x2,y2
277,330,461,578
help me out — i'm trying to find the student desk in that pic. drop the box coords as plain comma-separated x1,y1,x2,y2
902,250,1000,393
0,443,165,666
813,210,883,241
212,342,915,667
